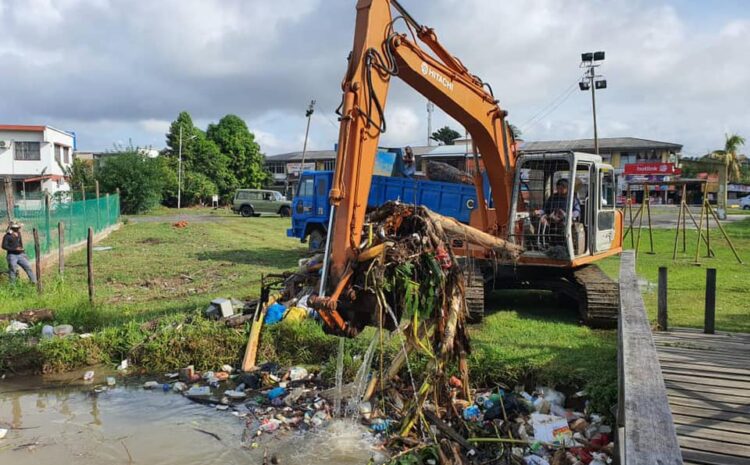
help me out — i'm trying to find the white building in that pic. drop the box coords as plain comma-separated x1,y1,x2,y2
0,125,75,200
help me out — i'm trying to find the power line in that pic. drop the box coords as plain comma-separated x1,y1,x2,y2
520,82,580,134
519,77,582,133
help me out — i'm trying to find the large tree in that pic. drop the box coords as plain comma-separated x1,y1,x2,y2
96,148,168,214
430,126,461,145
207,115,268,189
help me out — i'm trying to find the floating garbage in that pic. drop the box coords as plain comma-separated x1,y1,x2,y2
83,370,95,381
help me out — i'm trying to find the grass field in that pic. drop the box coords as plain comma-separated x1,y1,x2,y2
0,215,305,323
599,217,750,333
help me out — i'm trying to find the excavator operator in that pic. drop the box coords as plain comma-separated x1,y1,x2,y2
539,178,580,224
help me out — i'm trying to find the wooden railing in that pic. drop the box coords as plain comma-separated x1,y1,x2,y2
617,250,683,465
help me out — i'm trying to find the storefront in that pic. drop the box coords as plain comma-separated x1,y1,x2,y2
620,162,681,204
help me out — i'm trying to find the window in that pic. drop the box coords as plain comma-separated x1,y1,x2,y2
55,145,62,164
15,142,41,161
298,177,314,197
236,191,259,201
323,160,336,171
600,169,615,209
64,147,70,164
268,163,285,174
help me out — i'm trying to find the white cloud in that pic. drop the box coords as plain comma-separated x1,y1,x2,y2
0,0,747,157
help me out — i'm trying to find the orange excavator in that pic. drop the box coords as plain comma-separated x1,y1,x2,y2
311,0,623,336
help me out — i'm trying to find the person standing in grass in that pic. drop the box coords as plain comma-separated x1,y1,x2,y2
2,221,37,284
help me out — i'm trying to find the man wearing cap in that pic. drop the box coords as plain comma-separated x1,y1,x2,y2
401,146,416,178
2,222,37,284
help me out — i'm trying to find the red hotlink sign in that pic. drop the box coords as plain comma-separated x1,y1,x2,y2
623,162,679,175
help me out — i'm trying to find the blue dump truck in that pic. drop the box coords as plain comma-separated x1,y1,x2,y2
287,170,484,251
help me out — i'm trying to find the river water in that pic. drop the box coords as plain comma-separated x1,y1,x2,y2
0,369,380,465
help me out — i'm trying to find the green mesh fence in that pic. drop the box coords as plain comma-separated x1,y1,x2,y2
0,192,121,260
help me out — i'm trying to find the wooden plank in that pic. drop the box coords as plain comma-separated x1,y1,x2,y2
655,344,750,357
661,367,750,383
668,404,750,424
668,396,750,415
618,251,682,465
677,436,750,460
668,388,750,404
680,448,750,465
675,423,750,446
672,413,750,435
662,373,750,390
667,327,750,341
659,360,750,377
653,333,750,348
666,381,750,399
655,340,750,354
657,351,750,369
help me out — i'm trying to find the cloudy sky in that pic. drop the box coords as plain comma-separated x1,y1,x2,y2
1,0,748,156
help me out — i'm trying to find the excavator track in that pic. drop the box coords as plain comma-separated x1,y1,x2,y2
572,264,620,328
458,259,485,323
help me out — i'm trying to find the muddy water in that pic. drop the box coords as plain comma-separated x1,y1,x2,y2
0,370,381,465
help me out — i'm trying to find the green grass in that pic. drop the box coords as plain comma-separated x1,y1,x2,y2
0,216,305,323
598,217,750,333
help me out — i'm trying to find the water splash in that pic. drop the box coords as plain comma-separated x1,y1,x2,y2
333,336,345,417
347,329,380,416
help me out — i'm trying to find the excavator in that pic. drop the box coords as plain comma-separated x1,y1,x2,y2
310,0,623,336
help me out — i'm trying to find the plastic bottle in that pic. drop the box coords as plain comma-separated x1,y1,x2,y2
42,325,54,339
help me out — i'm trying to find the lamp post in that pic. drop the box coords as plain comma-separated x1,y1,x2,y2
579,51,607,155
299,100,316,174
177,126,196,210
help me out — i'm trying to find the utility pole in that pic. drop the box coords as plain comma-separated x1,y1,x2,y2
426,101,435,146
579,51,607,155
299,100,316,174
177,125,183,210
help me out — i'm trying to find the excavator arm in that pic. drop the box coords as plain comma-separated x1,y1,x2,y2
314,0,516,335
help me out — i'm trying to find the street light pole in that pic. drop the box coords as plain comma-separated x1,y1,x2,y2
579,51,606,156
300,100,316,174
589,66,599,155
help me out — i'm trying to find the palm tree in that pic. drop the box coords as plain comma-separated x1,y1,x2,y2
710,133,745,214
711,133,746,183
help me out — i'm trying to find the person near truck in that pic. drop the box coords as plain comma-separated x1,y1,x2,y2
402,146,416,178
2,221,37,284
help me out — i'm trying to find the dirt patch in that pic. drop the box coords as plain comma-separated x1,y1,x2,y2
139,237,164,245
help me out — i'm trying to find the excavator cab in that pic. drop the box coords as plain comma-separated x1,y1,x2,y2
508,151,618,264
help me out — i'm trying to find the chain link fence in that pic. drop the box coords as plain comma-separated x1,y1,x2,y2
0,190,121,260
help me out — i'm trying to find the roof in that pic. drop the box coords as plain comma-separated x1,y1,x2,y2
267,145,433,162
421,144,474,158
520,137,682,153
0,124,46,132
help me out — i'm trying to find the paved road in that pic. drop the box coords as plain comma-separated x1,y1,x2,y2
624,206,747,229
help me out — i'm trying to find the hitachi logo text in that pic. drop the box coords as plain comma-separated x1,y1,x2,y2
421,62,453,91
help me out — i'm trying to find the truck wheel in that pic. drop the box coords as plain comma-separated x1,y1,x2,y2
279,206,291,217
240,205,254,217
308,229,325,253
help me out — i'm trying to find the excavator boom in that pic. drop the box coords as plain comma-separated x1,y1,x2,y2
314,0,516,334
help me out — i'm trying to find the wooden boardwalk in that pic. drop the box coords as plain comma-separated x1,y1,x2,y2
652,328,750,465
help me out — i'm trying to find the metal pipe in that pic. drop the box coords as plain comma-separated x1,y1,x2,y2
318,205,336,296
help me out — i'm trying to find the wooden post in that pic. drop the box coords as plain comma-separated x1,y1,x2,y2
4,176,14,222
645,185,654,254
705,200,711,257
681,184,687,252
87,227,94,303
671,197,682,259
58,221,64,277
33,228,42,293
44,193,51,253
105,193,111,225
704,268,716,334
657,267,668,331
627,185,634,248
95,180,100,231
